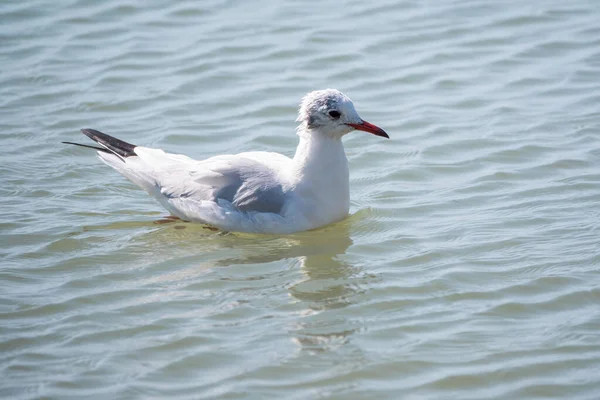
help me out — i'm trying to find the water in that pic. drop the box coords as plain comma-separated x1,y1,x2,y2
2,0,600,398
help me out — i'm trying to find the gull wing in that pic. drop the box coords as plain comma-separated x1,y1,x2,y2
125,148,293,215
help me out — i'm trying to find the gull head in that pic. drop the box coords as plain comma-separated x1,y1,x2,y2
296,89,389,139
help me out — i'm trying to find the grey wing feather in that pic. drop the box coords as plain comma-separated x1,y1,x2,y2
95,145,291,217
186,155,289,214
223,174,286,214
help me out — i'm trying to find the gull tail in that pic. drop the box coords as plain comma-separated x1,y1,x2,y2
63,128,137,162
65,128,164,200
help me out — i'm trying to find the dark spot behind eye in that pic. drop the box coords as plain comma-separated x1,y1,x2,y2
328,110,341,119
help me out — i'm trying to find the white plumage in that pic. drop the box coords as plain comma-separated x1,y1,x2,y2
69,89,389,234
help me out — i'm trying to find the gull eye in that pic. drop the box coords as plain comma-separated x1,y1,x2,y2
328,110,341,119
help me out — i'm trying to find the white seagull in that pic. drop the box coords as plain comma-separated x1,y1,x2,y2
65,89,389,234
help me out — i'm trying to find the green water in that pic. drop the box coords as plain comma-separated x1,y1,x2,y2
2,0,600,398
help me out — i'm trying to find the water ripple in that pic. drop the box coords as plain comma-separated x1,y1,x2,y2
2,0,600,398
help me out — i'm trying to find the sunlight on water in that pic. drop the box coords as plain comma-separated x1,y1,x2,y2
2,0,600,398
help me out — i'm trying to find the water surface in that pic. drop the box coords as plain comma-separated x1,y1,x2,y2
2,0,600,398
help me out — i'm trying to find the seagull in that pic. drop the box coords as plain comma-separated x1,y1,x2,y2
64,89,389,234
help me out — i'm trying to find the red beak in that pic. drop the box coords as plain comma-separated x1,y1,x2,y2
347,120,389,138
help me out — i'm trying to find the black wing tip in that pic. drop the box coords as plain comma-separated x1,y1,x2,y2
78,128,137,158
62,141,110,152
80,128,105,138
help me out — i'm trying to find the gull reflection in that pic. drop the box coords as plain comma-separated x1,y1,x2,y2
124,213,370,353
